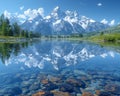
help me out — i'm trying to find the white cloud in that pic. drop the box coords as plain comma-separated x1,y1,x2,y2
101,19,115,26
109,19,115,26
100,53,107,58
24,8,44,20
4,10,11,19
3,7,44,24
20,6,24,10
101,19,108,24
97,3,102,7
24,9,32,16
109,52,114,58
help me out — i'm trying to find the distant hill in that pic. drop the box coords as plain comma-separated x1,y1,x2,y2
101,24,120,33
89,24,120,42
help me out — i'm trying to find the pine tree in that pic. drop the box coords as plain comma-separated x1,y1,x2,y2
12,22,21,36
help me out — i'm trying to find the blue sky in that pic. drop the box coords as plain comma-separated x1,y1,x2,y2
0,0,120,25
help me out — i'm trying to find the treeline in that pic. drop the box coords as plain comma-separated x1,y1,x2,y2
0,14,41,38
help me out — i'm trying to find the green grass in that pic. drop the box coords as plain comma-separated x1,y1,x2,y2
0,36,25,39
89,33,120,42
0,36,27,43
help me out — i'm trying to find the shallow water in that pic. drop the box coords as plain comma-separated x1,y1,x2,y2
0,40,120,95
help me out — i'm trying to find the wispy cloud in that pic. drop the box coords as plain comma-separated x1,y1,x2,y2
97,3,102,7
20,6,24,10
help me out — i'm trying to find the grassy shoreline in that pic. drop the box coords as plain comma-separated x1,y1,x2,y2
0,36,29,42
88,33,120,43
1,32,120,43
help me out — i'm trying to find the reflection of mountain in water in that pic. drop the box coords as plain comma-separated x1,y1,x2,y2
2,41,119,71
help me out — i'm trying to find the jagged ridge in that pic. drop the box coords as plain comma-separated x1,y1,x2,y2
6,6,110,35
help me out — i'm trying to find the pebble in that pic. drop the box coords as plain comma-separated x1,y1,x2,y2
51,90,71,96
82,92,94,96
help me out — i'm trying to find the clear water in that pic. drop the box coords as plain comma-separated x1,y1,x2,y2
0,40,120,95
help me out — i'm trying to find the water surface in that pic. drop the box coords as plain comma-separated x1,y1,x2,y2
0,40,120,95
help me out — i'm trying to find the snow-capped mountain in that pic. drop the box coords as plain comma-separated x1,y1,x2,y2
21,14,53,35
5,6,109,35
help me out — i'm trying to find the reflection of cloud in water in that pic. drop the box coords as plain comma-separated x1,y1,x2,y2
100,51,115,58
3,41,118,70
109,51,115,58
100,53,108,58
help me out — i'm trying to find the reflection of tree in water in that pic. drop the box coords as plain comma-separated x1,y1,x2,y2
0,42,29,64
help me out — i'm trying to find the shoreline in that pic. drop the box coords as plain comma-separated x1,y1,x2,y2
0,36,120,44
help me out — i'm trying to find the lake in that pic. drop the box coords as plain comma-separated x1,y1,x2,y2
0,40,120,96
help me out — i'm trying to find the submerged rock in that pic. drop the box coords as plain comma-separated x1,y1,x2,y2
51,90,71,96
96,91,112,96
74,70,88,76
41,79,49,84
22,81,31,89
42,82,58,91
79,76,90,81
43,91,54,96
47,75,61,82
82,92,94,96
77,93,82,96
66,78,86,88
33,91,54,96
59,83,74,92
105,84,120,94
32,91,45,96
29,83,40,91
6,87,22,95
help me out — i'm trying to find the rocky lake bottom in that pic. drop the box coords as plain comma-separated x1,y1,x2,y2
1,68,120,96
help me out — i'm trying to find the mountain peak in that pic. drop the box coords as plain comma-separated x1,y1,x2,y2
51,6,65,19
80,16,96,23
65,10,78,17
53,6,60,12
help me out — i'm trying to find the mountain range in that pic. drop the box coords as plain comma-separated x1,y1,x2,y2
6,6,110,35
